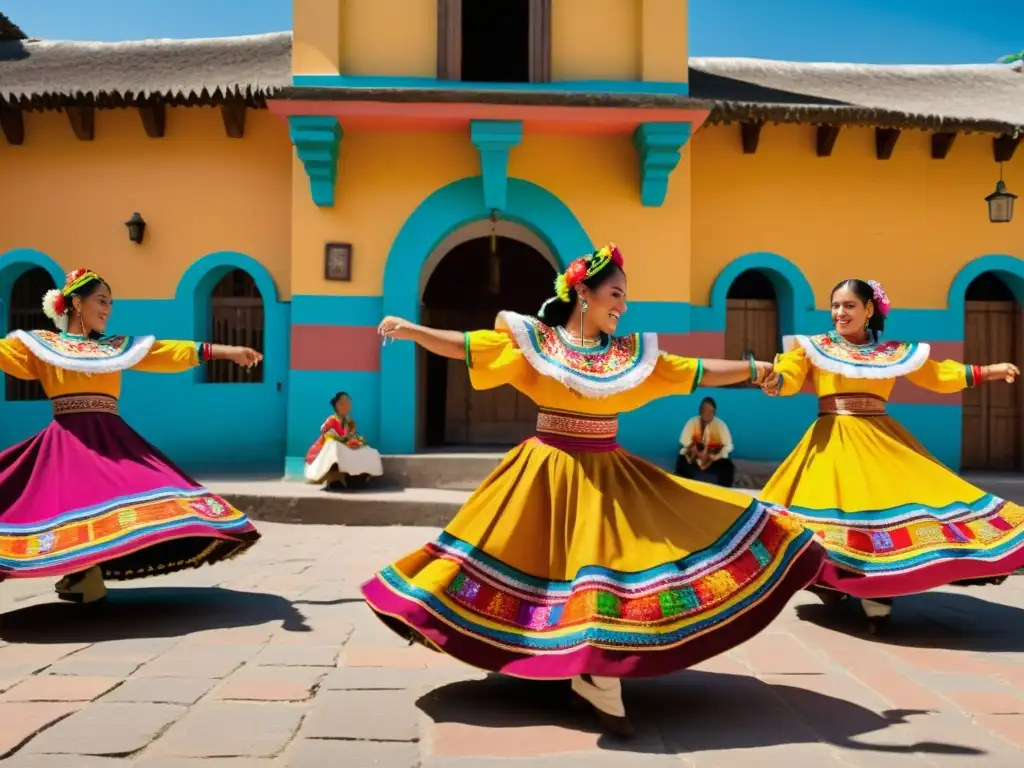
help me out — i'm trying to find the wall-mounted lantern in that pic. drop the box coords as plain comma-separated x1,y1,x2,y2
125,212,147,244
987,162,1017,223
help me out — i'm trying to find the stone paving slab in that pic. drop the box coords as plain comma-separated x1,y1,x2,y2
0,522,1022,766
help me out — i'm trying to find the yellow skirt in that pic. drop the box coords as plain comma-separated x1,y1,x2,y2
362,420,823,680
761,412,1024,599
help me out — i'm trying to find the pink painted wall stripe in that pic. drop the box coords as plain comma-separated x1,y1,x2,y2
291,325,380,372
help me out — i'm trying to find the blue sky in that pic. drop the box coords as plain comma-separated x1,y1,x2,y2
4,0,1020,64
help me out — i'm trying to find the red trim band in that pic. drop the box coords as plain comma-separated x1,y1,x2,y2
200,342,213,362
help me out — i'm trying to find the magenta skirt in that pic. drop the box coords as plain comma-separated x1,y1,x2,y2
0,406,260,581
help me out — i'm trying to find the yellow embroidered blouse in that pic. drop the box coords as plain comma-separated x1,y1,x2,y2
464,311,702,414
772,332,975,398
0,331,201,399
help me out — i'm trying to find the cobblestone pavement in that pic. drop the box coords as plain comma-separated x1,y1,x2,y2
1,523,1023,767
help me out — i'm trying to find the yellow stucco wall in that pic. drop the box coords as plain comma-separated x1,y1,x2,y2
289,131,692,302
0,108,292,299
691,124,1024,309
292,0,689,83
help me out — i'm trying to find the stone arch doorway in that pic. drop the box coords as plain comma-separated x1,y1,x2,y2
419,221,557,447
962,271,1023,471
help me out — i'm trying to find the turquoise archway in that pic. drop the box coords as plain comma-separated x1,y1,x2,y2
0,249,65,333
947,254,1024,314
708,252,816,336
380,176,593,453
174,250,288,384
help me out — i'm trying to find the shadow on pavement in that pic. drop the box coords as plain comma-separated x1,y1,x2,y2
0,586,313,643
418,671,985,757
795,589,1024,652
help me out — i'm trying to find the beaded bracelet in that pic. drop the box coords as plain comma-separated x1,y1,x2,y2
200,342,213,362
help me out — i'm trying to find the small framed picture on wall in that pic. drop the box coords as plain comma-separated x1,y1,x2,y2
324,242,352,281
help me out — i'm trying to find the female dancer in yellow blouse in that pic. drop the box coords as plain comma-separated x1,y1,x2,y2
362,245,825,737
0,268,264,605
759,278,1021,633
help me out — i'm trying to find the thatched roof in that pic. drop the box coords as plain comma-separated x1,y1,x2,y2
690,57,1024,135
0,11,26,41
0,31,291,108
1,29,1022,135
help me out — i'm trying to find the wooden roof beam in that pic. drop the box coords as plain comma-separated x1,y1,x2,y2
816,125,840,157
875,127,900,160
221,103,246,138
65,106,94,140
0,103,24,145
993,134,1020,163
930,132,956,159
137,103,166,138
740,121,763,154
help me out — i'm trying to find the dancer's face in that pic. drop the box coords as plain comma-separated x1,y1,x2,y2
578,269,627,336
73,283,113,336
830,285,872,338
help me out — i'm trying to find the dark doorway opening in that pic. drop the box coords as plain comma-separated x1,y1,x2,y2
421,236,554,446
461,0,530,83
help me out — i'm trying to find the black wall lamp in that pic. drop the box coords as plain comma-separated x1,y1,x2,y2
125,212,146,244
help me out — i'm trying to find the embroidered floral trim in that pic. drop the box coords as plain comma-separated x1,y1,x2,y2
784,332,930,380
10,330,155,374
497,311,660,398
777,497,1024,575
374,504,815,652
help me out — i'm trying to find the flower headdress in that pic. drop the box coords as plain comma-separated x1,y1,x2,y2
42,268,103,332
866,279,891,317
553,244,624,302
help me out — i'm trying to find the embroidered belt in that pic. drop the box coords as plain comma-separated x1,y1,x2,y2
818,394,887,417
535,408,619,453
52,394,119,417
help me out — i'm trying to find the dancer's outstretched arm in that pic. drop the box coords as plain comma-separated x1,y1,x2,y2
378,316,464,360
699,358,772,388
906,359,1019,393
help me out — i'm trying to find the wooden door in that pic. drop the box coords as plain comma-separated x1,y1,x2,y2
725,298,779,361
428,307,537,446
962,300,1022,470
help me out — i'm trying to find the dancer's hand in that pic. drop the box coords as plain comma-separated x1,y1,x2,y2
224,346,263,368
753,360,773,385
759,370,781,395
984,363,1020,383
378,316,416,344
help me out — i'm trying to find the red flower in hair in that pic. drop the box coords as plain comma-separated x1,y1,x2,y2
608,244,624,268
52,293,66,315
564,258,589,288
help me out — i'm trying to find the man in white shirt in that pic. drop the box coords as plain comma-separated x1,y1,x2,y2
675,397,736,487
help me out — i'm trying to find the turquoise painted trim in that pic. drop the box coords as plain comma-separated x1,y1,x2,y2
948,253,1024,313
632,123,692,207
288,116,343,207
380,175,592,453
291,295,383,327
291,75,690,96
704,252,816,339
470,120,523,212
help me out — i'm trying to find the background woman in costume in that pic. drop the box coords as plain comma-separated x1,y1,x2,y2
675,396,736,487
304,391,384,490
361,245,824,738
758,278,1022,633
0,268,264,605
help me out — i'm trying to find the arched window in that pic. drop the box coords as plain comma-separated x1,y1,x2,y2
437,0,551,83
724,269,780,363
5,267,55,401
206,269,264,384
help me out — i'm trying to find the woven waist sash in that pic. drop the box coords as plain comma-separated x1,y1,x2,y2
52,394,119,417
534,408,619,453
818,394,887,417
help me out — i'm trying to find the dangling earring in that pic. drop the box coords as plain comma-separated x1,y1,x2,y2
78,313,87,337
579,298,589,341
